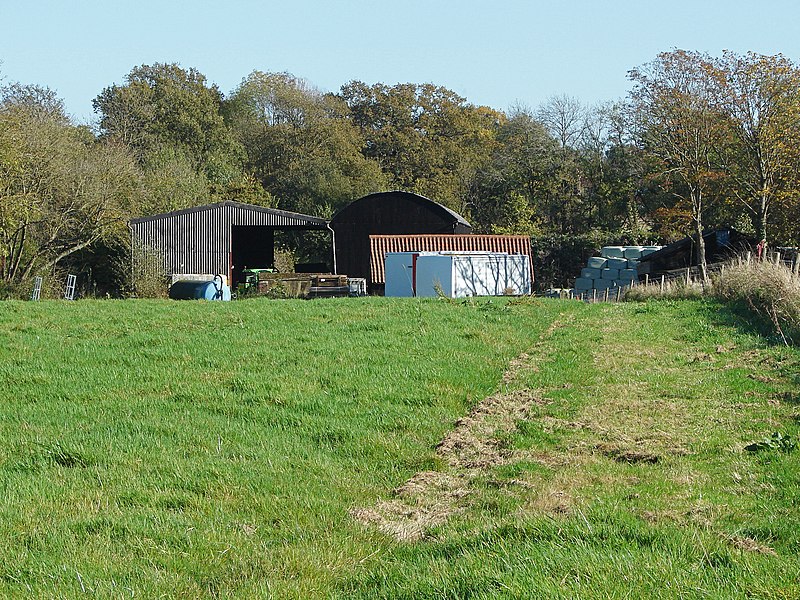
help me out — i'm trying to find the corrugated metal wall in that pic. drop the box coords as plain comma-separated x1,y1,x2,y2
130,202,327,281
369,234,533,285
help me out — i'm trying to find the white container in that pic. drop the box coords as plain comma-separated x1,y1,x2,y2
348,278,367,296
414,253,531,298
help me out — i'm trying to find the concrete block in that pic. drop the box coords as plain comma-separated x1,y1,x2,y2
606,257,628,269
601,268,619,280
574,277,594,290
595,279,614,290
581,267,601,279
626,259,639,268
614,280,632,288
587,256,607,269
601,246,625,258
623,247,643,259
619,269,638,281
641,246,661,257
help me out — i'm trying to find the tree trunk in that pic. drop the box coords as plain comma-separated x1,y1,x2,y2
692,189,708,284
757,192,768,243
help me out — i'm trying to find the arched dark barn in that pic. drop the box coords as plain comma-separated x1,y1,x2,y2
331,191,472,284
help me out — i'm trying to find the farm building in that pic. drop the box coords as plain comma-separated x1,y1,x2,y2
129,201,330,286
638,228,755,276
370,234,534,290
330,191,472,287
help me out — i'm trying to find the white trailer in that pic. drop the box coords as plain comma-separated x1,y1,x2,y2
385,252,531,298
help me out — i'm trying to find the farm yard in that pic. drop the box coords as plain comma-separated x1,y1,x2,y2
0,297,798,598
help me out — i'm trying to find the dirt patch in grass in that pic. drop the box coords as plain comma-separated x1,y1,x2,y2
351,471,468,542
721,533,777,556
351,315,573,541
597,442,661,464
437,389,548,470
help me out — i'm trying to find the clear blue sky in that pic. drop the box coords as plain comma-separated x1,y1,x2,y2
2,0,799,124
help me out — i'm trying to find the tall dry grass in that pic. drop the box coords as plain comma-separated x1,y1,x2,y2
712,257,800,344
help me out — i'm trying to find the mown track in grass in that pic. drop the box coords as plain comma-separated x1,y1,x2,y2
340,300,800,599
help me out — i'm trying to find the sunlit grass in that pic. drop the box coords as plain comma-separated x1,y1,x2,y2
0,296,798,598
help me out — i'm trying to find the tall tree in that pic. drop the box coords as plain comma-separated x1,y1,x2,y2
629,50,730,282
339,81,502,214
93,63,254,213
537,94,586,149
711,51,800,244
471,108,558,234
225,71,385,215
1,84,140,283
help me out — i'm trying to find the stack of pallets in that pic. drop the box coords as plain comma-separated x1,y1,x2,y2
309,275,349,298
249,273,350,298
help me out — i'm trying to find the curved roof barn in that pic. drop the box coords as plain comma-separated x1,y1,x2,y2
330,191,472,283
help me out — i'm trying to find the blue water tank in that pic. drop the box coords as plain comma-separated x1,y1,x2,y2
169,279,231,301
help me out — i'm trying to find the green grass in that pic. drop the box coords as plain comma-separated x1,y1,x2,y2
0,297,798,598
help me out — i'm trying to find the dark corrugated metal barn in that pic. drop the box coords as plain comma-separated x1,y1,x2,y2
369,234,534,287
129,201,329,285
330,191,472,286
638,228,755,276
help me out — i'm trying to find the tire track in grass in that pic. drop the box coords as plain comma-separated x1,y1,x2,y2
351,313,573,541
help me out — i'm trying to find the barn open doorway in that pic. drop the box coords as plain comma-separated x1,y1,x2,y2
231,226,275,286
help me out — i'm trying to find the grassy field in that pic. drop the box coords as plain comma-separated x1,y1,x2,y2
0,296,798,598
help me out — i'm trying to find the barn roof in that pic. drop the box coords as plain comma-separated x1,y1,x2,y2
331,191,471,229
369,234,533,285
129,200,328,228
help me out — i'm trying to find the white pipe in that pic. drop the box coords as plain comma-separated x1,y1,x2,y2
326,222,337,274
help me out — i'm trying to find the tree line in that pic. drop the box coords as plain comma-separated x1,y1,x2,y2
2,49,799,295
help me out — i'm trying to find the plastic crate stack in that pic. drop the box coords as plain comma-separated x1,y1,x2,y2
574,246,661,294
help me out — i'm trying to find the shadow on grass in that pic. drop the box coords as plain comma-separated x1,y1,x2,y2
702,299,792,345
704,299,800,387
